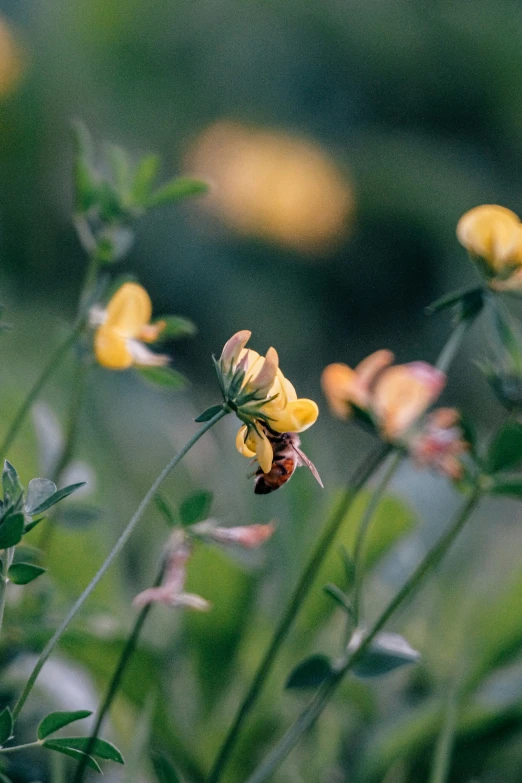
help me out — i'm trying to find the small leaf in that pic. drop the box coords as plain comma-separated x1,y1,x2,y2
426,285,484,315
157,315,197,340
25,478,57,514
490,478,522,498
339,546,356,591
0,707,13,745
285,655,334,689
72,121,99,213
24,516,45,534
349,631,420,678
2,461,21,504
8,563,46,585
323,584,352,615
42,742,101,773
146,177,208,208
0,513,24,548
106,143,132,194
151,752,183,783
195,405,224,423
131,154,161,204
37,710,92,740
43,736,123,764
180,491,213,526
138,366,187,389
155,494,178,527
486,420,522,474
30,483,86,516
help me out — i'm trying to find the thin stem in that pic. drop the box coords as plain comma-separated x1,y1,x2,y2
435,319,469,374
351,450,403,627
0,741,41,755
0,323,84,461
206,443,391,783
72,559,166,783
11,407,228,722
429,681,462,783
244,486,482,783
0,548,14,637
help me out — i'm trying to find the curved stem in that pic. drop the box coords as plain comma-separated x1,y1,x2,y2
351,450,403,627
72,558,166,783
206,443,391,783
11,407,228,722
244,486,482,783
0,323,84,461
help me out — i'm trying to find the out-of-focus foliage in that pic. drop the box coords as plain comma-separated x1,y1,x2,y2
2,1,522,782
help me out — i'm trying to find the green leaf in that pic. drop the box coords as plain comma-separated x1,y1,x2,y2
146,177,208,208
131,154,161,205
97,180,123,222
30,483,86,515
106,143,132,194
195,405,224,422
0,513,24,548
37,710,92,740
180,491,213,526
151,752,182,783
285,655,334,689
350,631,420,678
490,478,522,498
2,461,21,504
138,366,187,389
0,771,13,782
486,420,522,474
0,707,13,745
156,315,198,340
8,563,46,585
42,741,101,772
23,516,45,534
43,736,123,764
25,478,57,514
72,121,99,213
426,285,484,315
155,494,178,527
323,583,352,614
339,546,356,591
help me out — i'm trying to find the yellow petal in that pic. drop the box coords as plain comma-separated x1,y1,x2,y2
139,320,166,343
456,205,522,271
355,350,394,395
245,347,279,396
220,330,252,373
251,427,274,473
95,326,133,369
270,399,319,433
373,362,445,440
236,425,256,458
105,283,153,337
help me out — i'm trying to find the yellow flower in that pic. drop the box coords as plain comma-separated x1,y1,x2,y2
218,331,319,473
322,353,445,441
456,205,522,274
93,283,168,369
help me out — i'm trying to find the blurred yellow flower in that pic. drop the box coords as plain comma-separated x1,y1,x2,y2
93,282,167,369
187,121,354,254
322,352,445,441
0,17,25,97
217,330,318,473
457,205,522,275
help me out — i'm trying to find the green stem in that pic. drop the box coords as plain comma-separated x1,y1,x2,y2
244,486,482,783
11,407,228,722
0,741,41,755
72,558,166,783
351,450,403,627
206,443,391,783
429,681,462,783
0,548,14,637
0,323,85,461
435,319,470,374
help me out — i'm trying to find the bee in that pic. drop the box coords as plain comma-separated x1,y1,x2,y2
254,429,323,494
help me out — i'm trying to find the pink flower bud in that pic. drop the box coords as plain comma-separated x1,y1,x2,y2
204,522,275,548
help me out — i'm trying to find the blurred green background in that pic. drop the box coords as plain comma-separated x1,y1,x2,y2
2,1,522,782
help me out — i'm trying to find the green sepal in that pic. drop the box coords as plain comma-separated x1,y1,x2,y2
137,366,187,389
8,563,46,585
2,461,22,505
0,707,13,745
285,655,334,690
37,710,93,740
155,315,197,340
489,478,522,498
106,143,132,195
155,494,178,527
426,284,484,315
145,177,208,208
0,513,24,548
180,491,213,526
195,405,224,423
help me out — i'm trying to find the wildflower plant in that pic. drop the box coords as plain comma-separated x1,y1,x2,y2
1,113,522,783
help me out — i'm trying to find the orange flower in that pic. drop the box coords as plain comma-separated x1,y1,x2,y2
457,205,522,279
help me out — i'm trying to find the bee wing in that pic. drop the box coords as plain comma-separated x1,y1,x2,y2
290,444,324,488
